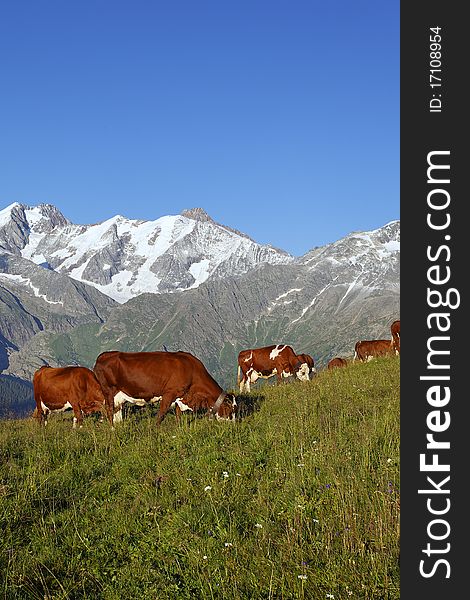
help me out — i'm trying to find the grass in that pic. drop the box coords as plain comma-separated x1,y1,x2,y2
0,357,399,599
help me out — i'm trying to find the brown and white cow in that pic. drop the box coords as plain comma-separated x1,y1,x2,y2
93,350,237,424
33,365,109,428
327,357,348,369
237,344,310,393
296,353,316,378
354,339,395,362
391,320,400,354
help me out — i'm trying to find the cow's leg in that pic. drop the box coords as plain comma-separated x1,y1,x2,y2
100,387,118,427
156,393,175,425
175,404,182,424
244,376,250,393
72,406,84,429
33,406,44,426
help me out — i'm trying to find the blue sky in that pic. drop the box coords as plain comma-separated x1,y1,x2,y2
0,1,399,256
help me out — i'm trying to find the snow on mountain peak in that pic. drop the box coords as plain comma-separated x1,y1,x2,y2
0,203,293,303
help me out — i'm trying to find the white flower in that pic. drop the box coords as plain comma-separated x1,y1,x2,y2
203,555,208,560
313,519,319,523
224,542,233,547
236,473,241,476
255,523,263,528
297,463,305,467
298,575,307,580
222,471,229,478
204,486,212,492
326,594,335,599
387,458,392,463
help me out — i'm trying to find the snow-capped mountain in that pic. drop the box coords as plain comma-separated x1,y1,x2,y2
0,203,292,303
3,218,399,385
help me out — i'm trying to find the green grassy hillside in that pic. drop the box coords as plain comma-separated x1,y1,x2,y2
0,357,399,599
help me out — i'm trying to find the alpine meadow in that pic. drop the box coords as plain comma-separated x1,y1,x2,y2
0,356,400,599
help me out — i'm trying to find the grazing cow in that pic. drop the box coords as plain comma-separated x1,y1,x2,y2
296,353,316,378
391,320,400,354
93,350,237,424
354,340,395,362
328,357,348,369
237,344,310,393
33,365,109,428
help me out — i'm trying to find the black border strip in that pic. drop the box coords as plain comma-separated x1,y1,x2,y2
401,2,466,597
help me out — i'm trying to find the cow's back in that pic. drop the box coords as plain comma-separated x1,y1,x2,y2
94,350,222,397
355,340,393,361
328,357,347,369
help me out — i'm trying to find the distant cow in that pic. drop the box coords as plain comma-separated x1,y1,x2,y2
328,357,348,369
237,344,310,393
33,366,109,428
391,320,400,354
354,340,395,362
93,350,237,424
296,353,316,378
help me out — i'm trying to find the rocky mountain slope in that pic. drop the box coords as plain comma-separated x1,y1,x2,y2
0,252,116,372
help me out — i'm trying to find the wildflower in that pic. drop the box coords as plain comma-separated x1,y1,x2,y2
255,523,263,529
298,575,307,580
326,595,335,599
297,463,305,467
236,473,241,476
171,435,176,439
325,484,331,489
387,458,392,463
312,519,319,523
224,542,233,548
204,486,212,492
222,471,229,478
203,555,208,560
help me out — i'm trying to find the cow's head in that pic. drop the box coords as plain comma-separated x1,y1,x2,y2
213,393,237,422
295,361,311,382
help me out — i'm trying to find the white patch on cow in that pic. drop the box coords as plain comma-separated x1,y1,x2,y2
243,352,253,363
113,391,162,408
41,400,72,414
216,413,232,422
114,391,144,408
113,409,123,424
269,345,286,360
174,398,193,412
296,363,311,381
281,370,291,378
112,392,162,423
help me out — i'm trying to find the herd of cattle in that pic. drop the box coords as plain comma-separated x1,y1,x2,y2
32,319,400,429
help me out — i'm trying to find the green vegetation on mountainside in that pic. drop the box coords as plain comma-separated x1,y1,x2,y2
0,357,399,599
